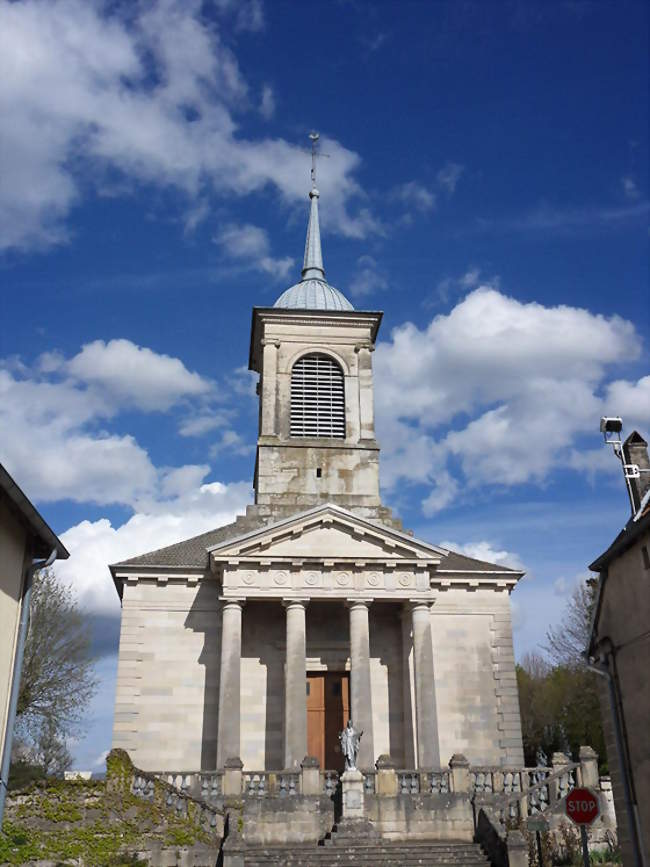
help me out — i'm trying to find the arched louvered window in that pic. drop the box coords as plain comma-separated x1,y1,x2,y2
290,353,345,439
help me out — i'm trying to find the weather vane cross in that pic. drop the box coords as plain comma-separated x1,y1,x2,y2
308,131,328,189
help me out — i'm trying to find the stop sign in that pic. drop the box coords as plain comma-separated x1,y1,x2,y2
565,787,600,826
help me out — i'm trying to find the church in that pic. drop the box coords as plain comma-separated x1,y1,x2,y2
110,161,525,779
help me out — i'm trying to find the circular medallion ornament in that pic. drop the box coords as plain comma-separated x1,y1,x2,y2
273,570,289,586
398,573,412,587
335,571,352,586
304,571,319,586
367,572,381,587
242,571,256,585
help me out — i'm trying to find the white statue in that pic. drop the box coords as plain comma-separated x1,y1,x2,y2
339,719,363,771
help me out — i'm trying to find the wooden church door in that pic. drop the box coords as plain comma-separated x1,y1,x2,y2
306,672,350,770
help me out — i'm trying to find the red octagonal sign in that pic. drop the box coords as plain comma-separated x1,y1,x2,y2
565,787,600,826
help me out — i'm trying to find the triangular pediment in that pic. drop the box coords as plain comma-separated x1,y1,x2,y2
208,503,445,565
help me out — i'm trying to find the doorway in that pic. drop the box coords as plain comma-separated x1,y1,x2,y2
306,672,350,770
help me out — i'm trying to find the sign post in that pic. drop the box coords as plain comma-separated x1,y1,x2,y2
527,814,549,867
565,787,600,867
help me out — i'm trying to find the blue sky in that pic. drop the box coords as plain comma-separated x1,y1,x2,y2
0,0,647,770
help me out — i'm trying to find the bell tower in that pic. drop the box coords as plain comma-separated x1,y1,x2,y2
248,140,388,523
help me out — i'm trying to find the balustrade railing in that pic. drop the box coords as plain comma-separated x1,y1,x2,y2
321,770,339,796
154,771,223,803
472,761,581,825
397,769,451,794
152,750,588,816
242,771,299,796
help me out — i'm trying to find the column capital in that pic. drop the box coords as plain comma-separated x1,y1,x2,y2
346,598,373,609
219,598,246,609
408,599,435,613
282,598,308,609
260,338,281,348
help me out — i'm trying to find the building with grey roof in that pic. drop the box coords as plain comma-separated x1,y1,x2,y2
110,162,526,778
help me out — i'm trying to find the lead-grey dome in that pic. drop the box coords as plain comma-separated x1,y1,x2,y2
273,185,354,312
274,278,354,311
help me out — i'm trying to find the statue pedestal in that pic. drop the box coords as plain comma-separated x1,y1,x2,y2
341,769,364,819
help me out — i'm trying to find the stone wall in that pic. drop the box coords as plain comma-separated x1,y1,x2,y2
365,792,474,841
113,581,221,771
431,589,524,766
114,583,523,772
239,795,335,845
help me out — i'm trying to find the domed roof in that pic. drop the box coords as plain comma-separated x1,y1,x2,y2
273,184,354,312
274,278,354,311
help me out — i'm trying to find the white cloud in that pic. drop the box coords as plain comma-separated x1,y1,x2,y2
439,540,526,571
476,201,649,235
259,84,275,119
374,286,642,503
56,479,252,615
214,222,294,280
437,162,464,194
64,339,212,411
0,0,378,251
348,254,389,298
214,0,264,32
391,181,436,212
621,175,640,200
0,339,222,505
603,376,650,430
93,750,109,768
430,265,483,306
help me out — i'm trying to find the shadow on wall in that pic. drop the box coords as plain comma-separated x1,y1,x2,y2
184,581,220,770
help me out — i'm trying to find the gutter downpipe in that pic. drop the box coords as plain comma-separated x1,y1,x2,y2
586,646,645,867
0,548,57,828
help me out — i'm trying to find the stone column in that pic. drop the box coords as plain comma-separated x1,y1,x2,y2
216,600,244,767
283,599,308,769
355,344,376,441
348,600,374,769
411,601,440,768
260,339,279,437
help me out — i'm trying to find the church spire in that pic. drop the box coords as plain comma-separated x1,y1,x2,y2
301,188,325,281
301,131,325,282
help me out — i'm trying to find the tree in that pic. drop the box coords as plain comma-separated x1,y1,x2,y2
14,567,97,774
517,582,607,770
544,582,596,668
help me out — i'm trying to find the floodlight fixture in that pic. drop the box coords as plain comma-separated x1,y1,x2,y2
600,417,623,434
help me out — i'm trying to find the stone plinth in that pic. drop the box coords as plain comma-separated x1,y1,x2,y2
341,769,365,819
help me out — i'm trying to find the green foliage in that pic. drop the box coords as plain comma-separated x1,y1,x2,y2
0,756,218,866
517,582,607,770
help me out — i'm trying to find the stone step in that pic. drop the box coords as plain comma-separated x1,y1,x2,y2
241,841,489,867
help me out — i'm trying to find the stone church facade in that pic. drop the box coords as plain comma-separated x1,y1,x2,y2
110,182,525,777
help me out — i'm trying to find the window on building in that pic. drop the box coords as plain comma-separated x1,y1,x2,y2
290,353,345,439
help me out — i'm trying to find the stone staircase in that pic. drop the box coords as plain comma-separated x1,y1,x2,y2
241,840,489,866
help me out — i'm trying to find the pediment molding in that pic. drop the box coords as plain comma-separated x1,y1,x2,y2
207,503,445,569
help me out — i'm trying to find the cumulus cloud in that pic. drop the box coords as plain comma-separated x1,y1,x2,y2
438,540,526,571
374,286,642,504
56,479,252,615
0,0,378,251
63,339,212,411
214,222,294,279
0,339,228,505
348,255,389,298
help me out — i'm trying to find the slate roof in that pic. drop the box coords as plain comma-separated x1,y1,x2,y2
110,513,522,576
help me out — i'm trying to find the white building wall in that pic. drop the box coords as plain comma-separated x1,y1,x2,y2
0,499,27,749
112,579,220,771
431,590,524,767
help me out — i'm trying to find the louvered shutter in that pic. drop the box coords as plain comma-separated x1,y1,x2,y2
290,353,345,439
